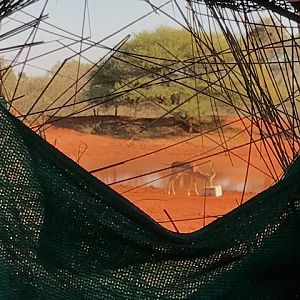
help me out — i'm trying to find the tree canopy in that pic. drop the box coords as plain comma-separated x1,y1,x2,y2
0,19,295,122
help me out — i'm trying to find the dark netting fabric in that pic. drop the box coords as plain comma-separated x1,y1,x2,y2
0,0,37,19
0,105,299,299
197,0,294,12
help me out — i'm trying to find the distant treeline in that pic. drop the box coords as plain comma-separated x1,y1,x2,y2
1,21,297,122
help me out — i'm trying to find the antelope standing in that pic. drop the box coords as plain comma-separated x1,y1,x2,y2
168,161,216,196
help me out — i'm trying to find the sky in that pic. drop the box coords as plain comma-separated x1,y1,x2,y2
1,1,298,76
1,0,185,75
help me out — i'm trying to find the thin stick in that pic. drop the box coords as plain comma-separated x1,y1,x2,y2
163,209,180,233
76,141,88,164
203,182,207,227
158,214,222,224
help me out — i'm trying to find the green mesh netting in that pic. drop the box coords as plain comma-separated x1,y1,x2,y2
0,105,299,299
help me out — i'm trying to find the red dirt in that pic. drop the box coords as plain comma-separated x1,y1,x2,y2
44,120,282,233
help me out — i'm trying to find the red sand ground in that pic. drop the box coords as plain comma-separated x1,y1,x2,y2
44,121,282,233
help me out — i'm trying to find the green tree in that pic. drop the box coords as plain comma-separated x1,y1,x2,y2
89,25,255,120
0,59,92,118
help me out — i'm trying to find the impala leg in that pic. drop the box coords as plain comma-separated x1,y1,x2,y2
173,173,182,195
168,177,173,195
168,179,176,195
194,180,199,195
168,171,178,195
187,175,194,196
172,180,176,195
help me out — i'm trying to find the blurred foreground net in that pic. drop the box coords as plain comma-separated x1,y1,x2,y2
0,106,299,298
0,0,37,19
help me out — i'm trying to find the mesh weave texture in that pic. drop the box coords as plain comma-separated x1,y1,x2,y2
197,0,294,12
0,0,37,19
0,106,299,299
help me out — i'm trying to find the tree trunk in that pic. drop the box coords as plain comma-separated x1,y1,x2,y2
114,103,118,117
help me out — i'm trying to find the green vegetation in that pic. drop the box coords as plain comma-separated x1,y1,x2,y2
1,21,296,124
1,59,92,120
89,23,294,122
